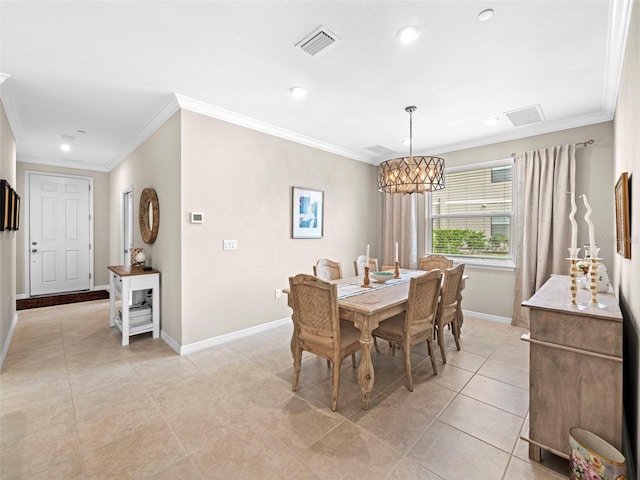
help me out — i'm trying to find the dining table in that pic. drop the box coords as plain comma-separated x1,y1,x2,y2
287,268,467,409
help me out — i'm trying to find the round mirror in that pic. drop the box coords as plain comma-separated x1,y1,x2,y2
139,188,159,244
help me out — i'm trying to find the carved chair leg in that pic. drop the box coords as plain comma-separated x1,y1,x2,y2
438,322,447,364
326,359,331,368
428,339,438,375
292,348,302,391
351,353,356,368
331,359,341,412
374,336,380,354
452,321,461,351
403,345,413,392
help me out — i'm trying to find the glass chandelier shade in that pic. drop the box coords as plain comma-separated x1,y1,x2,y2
377,106,445,194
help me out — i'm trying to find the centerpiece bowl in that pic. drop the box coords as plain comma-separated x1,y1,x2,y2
370,271,395,283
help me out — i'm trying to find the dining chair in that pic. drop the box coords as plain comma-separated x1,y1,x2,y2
419,254,453,272
288,274,362,411
313,259,343,281
372,269,442,391
354,255,379,276
434,263,465,363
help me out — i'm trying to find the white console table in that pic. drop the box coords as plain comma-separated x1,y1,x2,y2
108,265,160,346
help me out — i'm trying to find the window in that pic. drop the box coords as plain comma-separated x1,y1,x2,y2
425,158,515,267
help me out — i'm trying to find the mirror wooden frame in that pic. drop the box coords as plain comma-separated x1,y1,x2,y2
139,187,159,244
614,172,631,258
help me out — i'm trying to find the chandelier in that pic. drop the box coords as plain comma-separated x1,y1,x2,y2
377,106,445,194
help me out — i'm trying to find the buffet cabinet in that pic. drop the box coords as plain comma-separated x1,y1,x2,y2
521,275,622,461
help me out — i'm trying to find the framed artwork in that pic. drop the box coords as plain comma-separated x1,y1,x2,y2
13,193,20,231
0,180,9,232
292,186,324,239
8,188,15,230
614,171,631,258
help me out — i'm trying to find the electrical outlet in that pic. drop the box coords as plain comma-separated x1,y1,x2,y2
223,240,238,250
275,289,282,299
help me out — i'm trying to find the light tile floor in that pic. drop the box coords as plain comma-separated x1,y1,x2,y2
1,300,570,479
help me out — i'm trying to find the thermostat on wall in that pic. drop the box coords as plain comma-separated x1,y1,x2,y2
190,212,204,224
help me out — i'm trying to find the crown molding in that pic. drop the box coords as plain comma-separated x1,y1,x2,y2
601,0,634,118
422,110,613,159
17,154,111,173
174,94,373,164
0,73,23,142
104,94,181,172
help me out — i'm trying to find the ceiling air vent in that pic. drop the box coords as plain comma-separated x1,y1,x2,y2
296,26,339,56
504,104,545,127
364,145,397,156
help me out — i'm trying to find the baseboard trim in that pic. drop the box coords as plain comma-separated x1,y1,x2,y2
16,285,110,301
463,309,512,325
0,312,18,370
176,317,291,355
161,330,182,355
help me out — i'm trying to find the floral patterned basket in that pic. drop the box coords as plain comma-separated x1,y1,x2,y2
570,427,626,480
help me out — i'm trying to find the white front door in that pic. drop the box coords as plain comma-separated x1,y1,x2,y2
29,173,91,296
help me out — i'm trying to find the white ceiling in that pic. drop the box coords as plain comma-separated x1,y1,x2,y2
0,1,633,172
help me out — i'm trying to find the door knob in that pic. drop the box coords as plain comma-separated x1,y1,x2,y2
32,241,37,245
31,249,37,253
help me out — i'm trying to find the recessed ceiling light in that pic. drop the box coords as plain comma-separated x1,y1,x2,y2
396,25,421,44
60,134,74,152
485,117,500,126
478,9,494,21
290,86,307,99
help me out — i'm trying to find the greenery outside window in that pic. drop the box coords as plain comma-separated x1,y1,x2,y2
425,158,515,268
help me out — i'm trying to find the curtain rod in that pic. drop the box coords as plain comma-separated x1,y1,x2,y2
510,139,594,158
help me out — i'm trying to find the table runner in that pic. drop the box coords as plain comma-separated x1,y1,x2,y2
337,270,424,299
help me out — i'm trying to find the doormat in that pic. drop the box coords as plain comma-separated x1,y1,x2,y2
17,290,110,310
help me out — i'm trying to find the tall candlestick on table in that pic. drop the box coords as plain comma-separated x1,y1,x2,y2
395,242,398,262
569,192,578,251
366,244,370,265
580,194,596,254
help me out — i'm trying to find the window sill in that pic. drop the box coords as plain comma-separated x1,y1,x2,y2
453,260,515,272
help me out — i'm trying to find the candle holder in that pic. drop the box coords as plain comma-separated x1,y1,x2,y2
589,257,600,305
393,261,400,279
361,266,372,288
567,247,581,307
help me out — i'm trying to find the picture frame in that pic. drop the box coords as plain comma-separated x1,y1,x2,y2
9,188,16,230
0,180,7,231
13,192,20,231
292,186,324,239
614,171,631,258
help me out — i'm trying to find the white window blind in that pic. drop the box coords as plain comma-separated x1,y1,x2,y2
425,158,515,267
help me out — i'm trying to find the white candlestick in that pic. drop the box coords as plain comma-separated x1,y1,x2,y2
395,242,398,262
569,192,577,251
366,244,370,265
580,194,596,255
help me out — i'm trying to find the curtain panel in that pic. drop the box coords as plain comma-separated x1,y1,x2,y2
381,193,418,270
511,144,576,327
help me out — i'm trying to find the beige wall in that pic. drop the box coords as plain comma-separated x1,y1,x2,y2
421,121,614,319
0,100,16,366
614,0,639,469
15,163,111,295
109,112,183,344
180,110,380,344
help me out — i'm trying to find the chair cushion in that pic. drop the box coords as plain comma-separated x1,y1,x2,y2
340,320,362,349
300,320,361,351
372,314,404,341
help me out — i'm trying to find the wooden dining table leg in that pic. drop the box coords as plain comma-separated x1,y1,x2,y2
353,315,376,410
